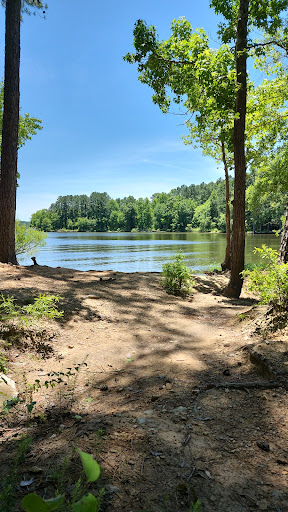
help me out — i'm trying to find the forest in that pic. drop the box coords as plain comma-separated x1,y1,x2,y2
30,174,286,234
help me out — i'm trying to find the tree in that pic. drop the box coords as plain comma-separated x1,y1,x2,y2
0,0,46,265
0,0,21,264
211,0,288,296
223,0,249,298
125,19,236,266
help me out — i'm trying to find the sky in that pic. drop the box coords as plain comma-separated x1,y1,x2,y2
0,1,226,221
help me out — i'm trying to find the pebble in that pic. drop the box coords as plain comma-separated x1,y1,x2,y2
172,406,187,414
106,485,121,493
257,500,268,510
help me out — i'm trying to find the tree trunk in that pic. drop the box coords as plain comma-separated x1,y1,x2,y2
278,192,288,263
221,141,231,271
224,0,249,298
0,0,21,264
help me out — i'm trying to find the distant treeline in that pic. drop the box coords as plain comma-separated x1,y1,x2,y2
30,178,284,233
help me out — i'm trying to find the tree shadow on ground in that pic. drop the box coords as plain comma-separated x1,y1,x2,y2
0,264,287,511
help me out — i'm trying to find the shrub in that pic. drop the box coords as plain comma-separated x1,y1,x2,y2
0,293,63,324
242,245,288,308
15,220,47,256
162,253,194,296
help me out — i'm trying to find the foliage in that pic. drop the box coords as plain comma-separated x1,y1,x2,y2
0,82,42,152
29,171,288,235
124,17,236,167
23,294,63,320
0,293,63,323
162,253,194,296
210,0,288,44
242,245,288,308
1,363,87,424
30,179,236,233
0,293,62,374
22,450,102,512
190,501,202,512
15,220,47,256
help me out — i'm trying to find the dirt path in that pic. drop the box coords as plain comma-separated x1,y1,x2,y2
0,263,287,512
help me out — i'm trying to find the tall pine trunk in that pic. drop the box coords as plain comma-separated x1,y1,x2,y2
224,0,249,298
221,141,231,271
0,0,21,264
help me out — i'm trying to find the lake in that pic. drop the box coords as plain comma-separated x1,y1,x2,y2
18,232,280,273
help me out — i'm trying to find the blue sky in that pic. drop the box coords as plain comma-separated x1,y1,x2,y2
0,1,225,220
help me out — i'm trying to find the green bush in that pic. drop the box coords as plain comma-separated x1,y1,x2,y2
15,220,47,256
242,245,288,308
0,293,63,324
162,253,194,296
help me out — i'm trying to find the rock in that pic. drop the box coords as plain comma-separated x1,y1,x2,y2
165,383,173,390
0,374,17,399
172,406,187,415
257,500,268,510
256,440,270,452
106,485,121,493
28,467,43,474
20,478,34,487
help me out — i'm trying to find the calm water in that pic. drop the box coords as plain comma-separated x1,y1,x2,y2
18,232,280,273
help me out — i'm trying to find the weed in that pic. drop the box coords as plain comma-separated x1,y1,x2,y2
22,450,103,512
23,294,63,322
0,435,32,512
242,245,288,309
0,293,63,372
162,253,194,296
0,292,63,325
190,500,202,512
0,362,88,424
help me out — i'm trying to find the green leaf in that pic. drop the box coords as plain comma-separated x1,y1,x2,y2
77,450,101,482
22,493,65,512
72,493,99,512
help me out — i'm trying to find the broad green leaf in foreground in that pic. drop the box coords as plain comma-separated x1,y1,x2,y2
77,450,101,482
22,493,65,512
72,493,99,512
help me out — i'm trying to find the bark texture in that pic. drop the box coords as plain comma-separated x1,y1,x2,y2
221,141,231,271
224,0,249,298
278,192,288,263
0,0,21,264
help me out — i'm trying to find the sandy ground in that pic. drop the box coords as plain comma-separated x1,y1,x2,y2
0,262,287,512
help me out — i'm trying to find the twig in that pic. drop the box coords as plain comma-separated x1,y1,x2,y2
182,433,191,447
141,456,148,475
186,466,196,482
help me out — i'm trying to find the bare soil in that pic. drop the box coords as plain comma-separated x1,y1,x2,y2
0,262,287,512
